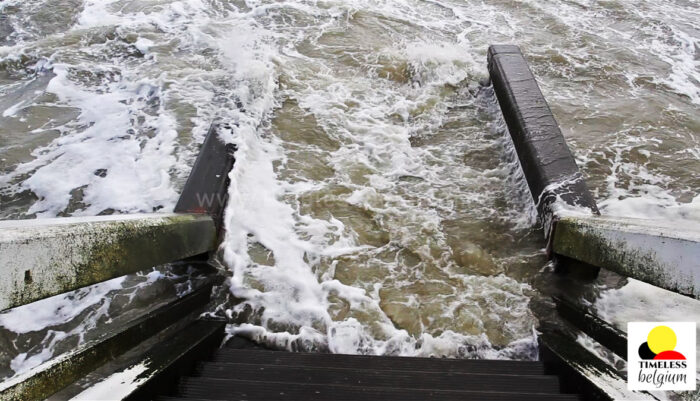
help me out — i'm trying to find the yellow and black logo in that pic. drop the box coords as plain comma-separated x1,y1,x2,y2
638,325,686,361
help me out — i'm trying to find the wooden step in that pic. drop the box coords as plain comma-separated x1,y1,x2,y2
212,348,546,375
194,362,561,393
177,377,581,401
158,398,221,401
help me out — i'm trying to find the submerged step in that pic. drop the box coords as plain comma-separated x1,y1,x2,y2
212,348,547,375
195,362,561,393
177,377,581,401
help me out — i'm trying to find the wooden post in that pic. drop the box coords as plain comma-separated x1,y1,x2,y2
175,123,236,230
487,45,599,240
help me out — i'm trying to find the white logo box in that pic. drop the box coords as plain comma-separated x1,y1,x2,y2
627,322,696,391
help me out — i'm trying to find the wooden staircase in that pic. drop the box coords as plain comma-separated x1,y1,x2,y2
155,337,582,401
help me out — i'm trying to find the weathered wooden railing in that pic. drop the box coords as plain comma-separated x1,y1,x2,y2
0,213,216,311
488,44,699,298
488,44,699,400
552,215,699,298
0,124,235,400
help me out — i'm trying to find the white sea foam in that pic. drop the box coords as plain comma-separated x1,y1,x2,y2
71,361,149,400
214,1,541,359
0,277,126,334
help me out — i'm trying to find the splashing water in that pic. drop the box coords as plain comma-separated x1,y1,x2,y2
0,0,698,378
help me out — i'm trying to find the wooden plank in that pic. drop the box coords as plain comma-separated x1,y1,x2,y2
553,296,627,359
0,280,216,401
63,319,226,401
178,377,581,401
553,215,700,298
197,362,562,393
538,330,656,401
175,123,236,229
0,213,216,311
212,348,546,375
487,45,598,227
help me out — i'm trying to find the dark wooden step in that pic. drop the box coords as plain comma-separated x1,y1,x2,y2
225,336,270,350
157,398,222,401
194,362,561,393
212,348,546,375
120,319,226,401
177,377,581,401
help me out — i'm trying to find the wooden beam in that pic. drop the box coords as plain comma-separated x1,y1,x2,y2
553,215,700,298
487,45,598,233
0,279,217,401
0,213,216,311
175,123,236,230
553,296,627,359
538,328,656,401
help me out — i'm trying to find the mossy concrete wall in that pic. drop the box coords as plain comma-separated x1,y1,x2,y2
0,213,216,311
553,216,700,298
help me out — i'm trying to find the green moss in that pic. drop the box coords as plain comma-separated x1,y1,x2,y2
4,214,216,311
553,218,695,296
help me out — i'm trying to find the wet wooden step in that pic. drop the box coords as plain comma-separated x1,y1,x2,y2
158,398,220,401
194,362,561,393
177,377,581,401
212,348,547,375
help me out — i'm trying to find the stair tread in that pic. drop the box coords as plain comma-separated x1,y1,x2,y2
194,362,561,393
225,336,270,350
177,377,581,401
158,398,223,401
212,348,546,374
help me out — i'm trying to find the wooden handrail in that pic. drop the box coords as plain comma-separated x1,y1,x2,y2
487,44,599,234
0,213,217,311
488,45,699,299
0,123,236,311
552,215,700,298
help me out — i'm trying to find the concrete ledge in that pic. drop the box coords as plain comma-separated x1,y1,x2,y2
553,216,700,298
487,45,598,223
0,213,216,311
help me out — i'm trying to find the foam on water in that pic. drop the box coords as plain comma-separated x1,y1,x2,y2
216,1,541,358
2,63,180,216
0,0,274,378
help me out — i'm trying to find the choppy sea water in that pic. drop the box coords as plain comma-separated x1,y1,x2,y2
0,0,698,386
